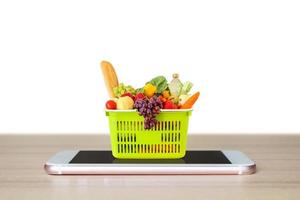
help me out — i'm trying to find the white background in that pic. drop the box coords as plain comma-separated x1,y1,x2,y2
0,0,299,134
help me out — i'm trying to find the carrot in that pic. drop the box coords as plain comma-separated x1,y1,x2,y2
180,92,200,109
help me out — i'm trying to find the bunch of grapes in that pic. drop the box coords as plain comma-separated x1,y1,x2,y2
134,96,163,129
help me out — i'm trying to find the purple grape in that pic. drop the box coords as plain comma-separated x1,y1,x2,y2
134,96,163,129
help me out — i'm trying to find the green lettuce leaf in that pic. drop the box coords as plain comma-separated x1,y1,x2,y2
147,76,168,94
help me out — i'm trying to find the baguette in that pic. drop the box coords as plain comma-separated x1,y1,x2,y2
100,60,119,98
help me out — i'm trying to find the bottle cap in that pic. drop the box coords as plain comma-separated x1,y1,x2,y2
172,73,179,79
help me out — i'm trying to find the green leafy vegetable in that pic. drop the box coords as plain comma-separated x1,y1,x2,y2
147,76,168,94
181,81,193,95
136,87,144,93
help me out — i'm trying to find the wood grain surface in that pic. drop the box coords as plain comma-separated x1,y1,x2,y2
1,134,300,200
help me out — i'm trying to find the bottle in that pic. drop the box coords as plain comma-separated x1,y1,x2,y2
169,73,183,102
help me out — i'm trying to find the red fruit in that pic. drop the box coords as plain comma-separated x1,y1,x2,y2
163,100,178,109
105,100,117,109
135,92,145,100
121,92,135,101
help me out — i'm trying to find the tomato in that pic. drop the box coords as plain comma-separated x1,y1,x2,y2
163,100,178,109
105,100,117,109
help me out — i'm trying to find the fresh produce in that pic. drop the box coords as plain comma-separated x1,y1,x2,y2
121,92,135,101
135,92,145,100
106,100,117,109
135,87,144,93
180,92,200,109
179,94,190,105
162,90,170,99
113,83,136,98
169,73,183,99
181,81,193,95
163,100,178,109
158,95,167,103
144,83,156,98
134,96,163,129
105,72,200,129
147,76,168,94
116,96,134,110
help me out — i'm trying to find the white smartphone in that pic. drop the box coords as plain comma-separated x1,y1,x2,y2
44,150,256,175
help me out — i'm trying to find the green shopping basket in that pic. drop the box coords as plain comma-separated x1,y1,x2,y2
106,109,192,159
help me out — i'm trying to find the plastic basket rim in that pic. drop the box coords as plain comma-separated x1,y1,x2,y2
105,109,193,113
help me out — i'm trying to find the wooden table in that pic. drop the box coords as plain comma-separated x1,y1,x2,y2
1,134,300,200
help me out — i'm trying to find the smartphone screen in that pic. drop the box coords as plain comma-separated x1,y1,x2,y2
69,151,231,164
